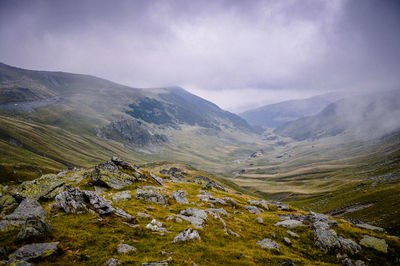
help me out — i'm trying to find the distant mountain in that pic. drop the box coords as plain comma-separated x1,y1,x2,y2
239,93,342,128
0,62,254,181
274,90,400,140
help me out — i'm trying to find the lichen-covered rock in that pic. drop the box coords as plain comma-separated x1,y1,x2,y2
111,191,132,202
275,219,304,228
194,175,227,191
118,243,136,253
55,186,87,214
149,172,164,186
248,200,269,210
17,216,53,239
244,205,263,215
171,190,189,204
13,174,64,200
136,188,168,205
172,228,201,243
309,211,337,226
360,235,388,253
197,192,227,205
8,242,59,263
178,208,208,227
266,201,290,211
0,193,18,215
257,238,279,250
91,159,141,189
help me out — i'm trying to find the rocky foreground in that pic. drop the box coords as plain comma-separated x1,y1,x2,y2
0,157,399,265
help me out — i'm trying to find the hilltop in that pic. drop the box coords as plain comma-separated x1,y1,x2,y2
0,157,399,265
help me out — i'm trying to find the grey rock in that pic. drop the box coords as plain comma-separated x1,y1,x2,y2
138,212,151,218
113,207,135,221
229,230,241,238
257,238,279,250
244,205,263,215
146,219,169,233
91,160,140,189
142,262,169,266
118,243,136,253
171,190,189,204
0,193,18,215
283,237,292,245
149,172,164,186
287,230,299,238
178,208,208,227
4,198,47,221
359,235,388,253
266,201,289,211
275,220,304,228
111,191,132,202
136,188,168,205
256,217,264,224
222,197,238,207
342,258,353,266
350,220,385,232
83,191,114,215
206,208,229,217
18,216,53,239
248,200,269,210
309,211,337,226
55,186,87,214
172,228,201,243
13,174,64,200
8,242,59,262
166,215,174,221
106,258,121,266
194,176,227,191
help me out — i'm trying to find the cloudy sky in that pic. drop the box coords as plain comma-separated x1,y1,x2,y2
0,0,399,112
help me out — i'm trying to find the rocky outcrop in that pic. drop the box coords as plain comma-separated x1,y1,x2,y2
194,175,227,191
248,200,269,210
8,242,59,263
106,258,121,266
0,191,18,215
149,172,164,186
146,219,169,233
17,216,53,239
112,191,132,202
91,159,142,189
118,243,136,253
350,220,385,232
275,219,304,228
13,174,64,200
266,201,289,211
55,186,87,214
172,228,201,243
257,238,279,250
244,205,263,215
197,191,227,205
136,187,168,205
359,235,388,253
170,190,189,204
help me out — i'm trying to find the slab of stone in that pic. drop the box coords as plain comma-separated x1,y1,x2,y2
360,235,388,253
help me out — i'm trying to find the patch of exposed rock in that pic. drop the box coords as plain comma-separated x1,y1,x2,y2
178,208,208,227
112,191,132,202
8,242,59,264
194,175,227,191
248,200,269,210
13,174,64,200
172,228,201,243
118,243,136,253
136,187,168,205
257,238,279,250
146,219,169,233
275,219,304,228
244,205,263,215
170,190,189,204
359,235,388,253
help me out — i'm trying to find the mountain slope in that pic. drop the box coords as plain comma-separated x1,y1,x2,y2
0,158,398,265
239,93,341,128
274,90,400,140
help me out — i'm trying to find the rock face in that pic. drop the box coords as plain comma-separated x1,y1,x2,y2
360,235,388,253
257,238,279,250
244,205,263,215
275,219,304,228
13,174,64,200
172,228,201,243
8,242,59,263
0,198,47,231
136,187,168,205
118,243,136,253
178,208,208,227
171,190,189,204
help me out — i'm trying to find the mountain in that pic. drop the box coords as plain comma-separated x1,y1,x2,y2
274,90,400,141
0,62,256,182
239,92,342,128
0,158,398,265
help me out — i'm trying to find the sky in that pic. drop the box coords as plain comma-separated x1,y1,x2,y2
0,0,399,113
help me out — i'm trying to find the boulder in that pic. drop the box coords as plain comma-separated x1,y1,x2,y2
55,185,87,214
170,190,189,204
18,216,53,239
256,217,264,224
244,206,263,215
146,219,169,233
359,235,388,253
13,174,64,200
136,188,168,205
257,238,279,250
138,212,151,218
118,243,136,253
0,198,47,231
106,258,121,266
178,208,208,227
283,237,292,245
149,172,164,186
83,191,114,215
287,230,299,238
274,220,304,228
0,193,18,215
111,191,132,202
172,228,201,243
91,160,141,189
194,176,227,191
350,220,385,232
8,242,59,263
266,201,289,211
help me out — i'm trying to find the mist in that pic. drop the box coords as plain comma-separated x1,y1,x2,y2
0,0,399,112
